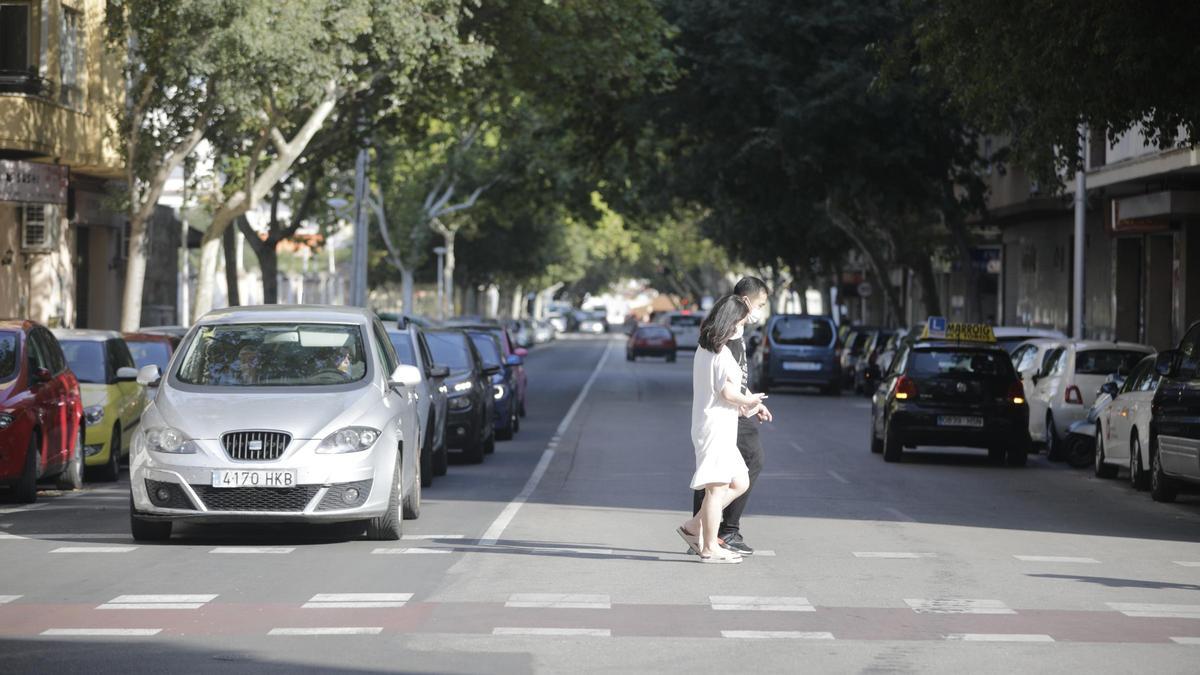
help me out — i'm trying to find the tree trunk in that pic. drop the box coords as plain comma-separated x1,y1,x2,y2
401,268,414,314
222,226,241,307
260,244,279,304
120,211,150,331
824,199,904,324
193,238,221,321
915,256,943,319
443,230,456,318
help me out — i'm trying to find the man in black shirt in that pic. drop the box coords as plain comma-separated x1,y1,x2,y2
691,276,772,555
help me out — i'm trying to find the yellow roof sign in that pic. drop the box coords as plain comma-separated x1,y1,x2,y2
919,317,996,343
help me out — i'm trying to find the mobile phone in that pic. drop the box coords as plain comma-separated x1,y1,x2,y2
759,394,769,399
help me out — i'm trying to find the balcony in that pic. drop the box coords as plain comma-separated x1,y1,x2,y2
0,68,51,97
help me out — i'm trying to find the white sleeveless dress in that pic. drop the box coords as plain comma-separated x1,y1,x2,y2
690,344,749,490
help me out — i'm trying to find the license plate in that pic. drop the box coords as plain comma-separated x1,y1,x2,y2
783,361,821,372
211,470,297,488
937,416,984,428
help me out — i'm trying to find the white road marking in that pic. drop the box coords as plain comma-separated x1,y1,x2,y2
0,532,24,540
1013,555,1099,563
371,548,453,555
210,547,294,554
479,341,611,546
0,504,47,515
883,507,916,522
790,442,804,453
505,593,611,609
946,633,1053,642
268,627,383,636
853,552,936,559
303,593,411,609
710,596,815,612
721,631,834,640
42,628,161,637
51,546,137,553
1108,603,1200,619
1170,637,1200,645
753,550,776,557
401,534,465,540
826,470,850,484
492,627,610,637
905,599,1015,615
0,522,13,528
0,595,20,604
1173,561,1200,568
99,594,217,610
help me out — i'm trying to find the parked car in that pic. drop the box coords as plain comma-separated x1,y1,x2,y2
0,320,85,501
447,322,528,421
993,326,1068,354
838,327,877,390
53,329,148,482
128,306,425,541
1026,341,1153,460
424,329,497,463
662,311,704,350
1064,374,1122,470
627,325,677,362
854,329,896,395
532,319,557,344
1143,321,1200,502
506,320,535,349
872,328,913,381
387,325,450,487
123,332,181,397
1095,354,1159,484
138,325,190,341
749,314,840,395
1009,339,1064,390
467,329,522,441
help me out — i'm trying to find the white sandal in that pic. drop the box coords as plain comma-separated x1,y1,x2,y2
699,549,742,564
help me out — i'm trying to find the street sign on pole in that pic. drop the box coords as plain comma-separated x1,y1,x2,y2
857,282,873,298
350,149,369,307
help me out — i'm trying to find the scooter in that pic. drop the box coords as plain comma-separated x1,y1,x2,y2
1063,374,1122,469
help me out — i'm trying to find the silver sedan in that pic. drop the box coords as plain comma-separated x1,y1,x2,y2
128,305,423,541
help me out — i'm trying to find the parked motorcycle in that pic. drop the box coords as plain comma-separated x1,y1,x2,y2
1063,374,1122,468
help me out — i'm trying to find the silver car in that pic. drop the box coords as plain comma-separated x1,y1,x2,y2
128,305,423,541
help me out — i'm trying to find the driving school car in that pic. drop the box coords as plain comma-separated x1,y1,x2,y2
128,306,424,541
870,318,1030,466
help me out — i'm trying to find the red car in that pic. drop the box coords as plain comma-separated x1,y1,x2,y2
0,319,85,501
627,325,678,362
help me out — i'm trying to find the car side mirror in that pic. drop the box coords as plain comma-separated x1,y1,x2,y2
428,365,450,379
389,364,423,389
1155,349,1179,377
33,367,52,384
136,364,162,387
116,366,139,382
506,354,523,367
1099,381,1120,398
483,365,501,376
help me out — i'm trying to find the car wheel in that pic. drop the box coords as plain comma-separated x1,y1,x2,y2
626,352,634,362
882,421,903,463
512,407,520,434
14,434,39,504
519,396,526,418
496,413,513,441
667,354,676,363
1093,432,1118,478
420,425,434,489
987,446,1006,464
1130,435,1149,491
433,428,448,477
56,423,85,491
1045,415,1064,461
1149,437,1178,503
870,414,883,454
403,454,421,521
98,426,121,482
130,497,172,541
367,459,404,540
484,429,496,455
823,380,841,397
1006,436,1030,467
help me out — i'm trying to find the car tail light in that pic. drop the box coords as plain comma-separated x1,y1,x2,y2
895,375,917,400
1008,380,1025,405
1065,385,1083,405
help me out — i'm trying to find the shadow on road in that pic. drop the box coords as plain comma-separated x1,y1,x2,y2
1027,574,1200,591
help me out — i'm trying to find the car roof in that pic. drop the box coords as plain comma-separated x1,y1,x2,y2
52,328,122,342
122,332,175,342
196,304,376,326
0,318,36,331
992,326,1067,339
1069,340,1154,353
912,340,1009,353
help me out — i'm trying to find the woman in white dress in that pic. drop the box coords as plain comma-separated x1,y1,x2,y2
678,295,766,563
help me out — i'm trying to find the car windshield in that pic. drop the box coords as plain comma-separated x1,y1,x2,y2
59,341,107,383
771,317,834,346
637,327,672,339
469,332,503,368
175,323,367,386
426,332,471,371
1075,349,1148,376
846,332,870,354
126,340,171,373
0,332,17,380
909,349,1011,377
996,337,1037,353
387,333,418,367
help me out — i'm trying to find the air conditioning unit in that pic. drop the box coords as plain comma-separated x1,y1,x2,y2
20,204,57,252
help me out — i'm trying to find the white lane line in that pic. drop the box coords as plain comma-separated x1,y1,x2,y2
1170,637,1200,645
1108,603,1200,619
854,552,936,559
0,532,24,540
42,628,162,637
478,341,611,547
883,507,916,522
1173,561,1200,568
268,627,383,636
505,593,611,609
946,633,1054,643
905,599,1015,615
371,548,453,555
303,593,411,609
28,534,130,540
51,546,137,554
722,631,834,640
753,550,776,557
790,442,804,453
0,522,13,528
210,547,295,554
1013,555,1099,564
0,504,47,515
0,595,21,604
492,627,610,637
826,470,850,485
99,594,218,610
710,596,814,612
401,534,465,540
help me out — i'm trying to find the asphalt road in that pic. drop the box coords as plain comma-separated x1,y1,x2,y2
3,335,1200,673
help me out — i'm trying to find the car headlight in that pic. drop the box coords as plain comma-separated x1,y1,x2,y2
448,395,472,411
493,384,506,400
453,381,473,393
84,405,105,426
316,427,381,454
0,412,13,429
144,426,198,454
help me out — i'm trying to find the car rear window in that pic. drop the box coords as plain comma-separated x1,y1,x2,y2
126,340,172,373
669,315,702,328
909,349,1012,377
637,327,672,340
771,317,834,346
426,332,471,371
60,340,108,384
1075,350,1148,376
0,332,17,380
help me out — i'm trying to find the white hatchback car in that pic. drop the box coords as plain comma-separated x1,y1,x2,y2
1096,353,1160,486
1027,341,1154,459
129,306,424,541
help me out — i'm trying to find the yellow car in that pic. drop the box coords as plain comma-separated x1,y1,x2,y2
53,330,148,481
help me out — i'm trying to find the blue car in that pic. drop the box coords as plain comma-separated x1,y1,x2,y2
748,315,841,395
467,330,523,441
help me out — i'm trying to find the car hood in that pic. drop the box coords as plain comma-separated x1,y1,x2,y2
444,370,474,388
78,383,111,409
153,383,385,440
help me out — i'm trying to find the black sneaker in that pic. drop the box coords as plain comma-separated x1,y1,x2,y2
718,533,754,556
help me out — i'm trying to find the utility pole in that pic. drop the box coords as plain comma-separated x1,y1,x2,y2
1072,124,1087,339
350,148,369,307
434,246,447,320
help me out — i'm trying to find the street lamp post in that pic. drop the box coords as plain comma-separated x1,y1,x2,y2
434,246,447,320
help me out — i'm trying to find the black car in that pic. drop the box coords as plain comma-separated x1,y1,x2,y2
1148,321,1200,502
467,330,521,441
869,329,1030,466
424,329,497,463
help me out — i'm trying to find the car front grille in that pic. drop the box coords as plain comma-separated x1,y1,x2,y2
192,485,320,512
221,430,291,461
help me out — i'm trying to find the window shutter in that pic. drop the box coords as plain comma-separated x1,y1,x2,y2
20,204,55,251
